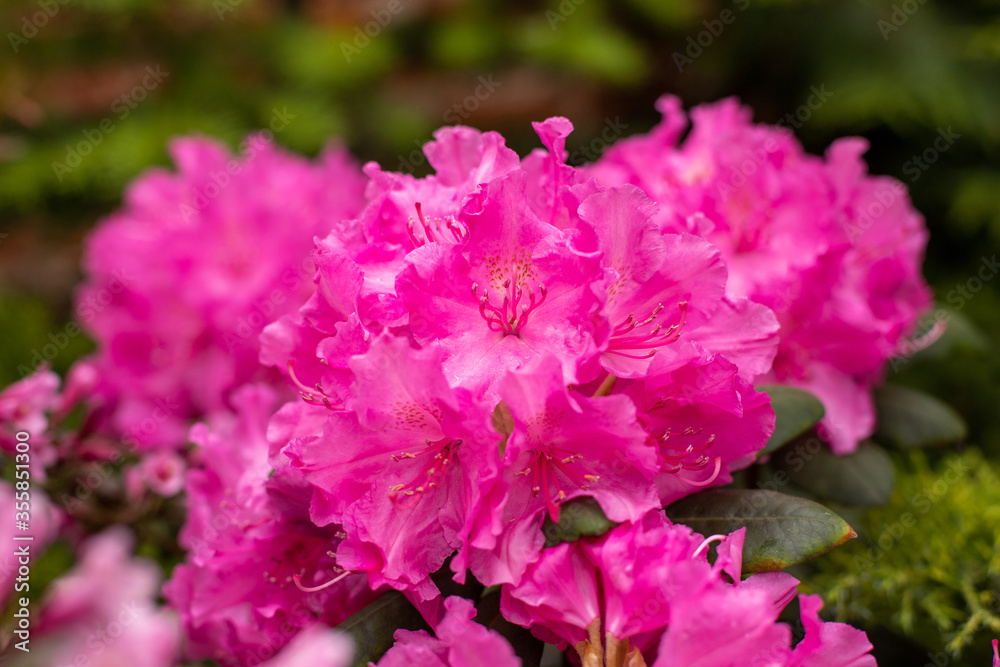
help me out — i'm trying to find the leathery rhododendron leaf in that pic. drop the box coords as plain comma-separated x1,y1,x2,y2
757,384,826,457
772,438,896,507
541,495,617,548
873,383,968,449
664,489,857,573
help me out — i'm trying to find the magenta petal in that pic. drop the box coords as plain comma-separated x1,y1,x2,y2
377,597,519,667
653,585,791,667
788,595,876,667
500,541,600,646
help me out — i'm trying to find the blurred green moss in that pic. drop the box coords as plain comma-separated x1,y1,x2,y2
805,449,1000,666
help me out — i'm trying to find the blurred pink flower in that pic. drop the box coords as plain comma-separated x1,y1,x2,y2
76,134,368,451
165,383,378,665
0,366,61,474
590,95,931,453
260,625,353,667
24,527,178,667
0,482,61,609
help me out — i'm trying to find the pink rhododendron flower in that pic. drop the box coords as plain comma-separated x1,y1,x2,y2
76,133,368,450
577,184,777,381
0,365,62,474
463,354,659,586
502,512,874,666
259,625,353,667
622,354,775,505
520,117,590,230
165,384,378,665
358,125,519,256
260,126,520,401
126,448,187,497
398,169,606,400
376,596,521,667
590,95,931,453
262,115,784,600
0,101,900,667
0,366,59,441
18,527,178,667
287,334,499,601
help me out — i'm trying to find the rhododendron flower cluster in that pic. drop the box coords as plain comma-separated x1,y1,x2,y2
75,134,367,451
589,96,931,453
0,95,933,665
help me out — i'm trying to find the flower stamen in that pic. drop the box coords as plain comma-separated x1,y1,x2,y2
407,203,467,248
292,569,352,593
607,301,687,359
473,272,547,336
387,437,461,508
287,360,341,411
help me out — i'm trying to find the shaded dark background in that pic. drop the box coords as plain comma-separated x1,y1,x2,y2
1,1,998,664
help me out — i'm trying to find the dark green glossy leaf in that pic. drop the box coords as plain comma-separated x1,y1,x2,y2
542,496,616,548
336,591,429,667
664,489,856,573
874,384,967,448
772,439,895,506
758,385,826,456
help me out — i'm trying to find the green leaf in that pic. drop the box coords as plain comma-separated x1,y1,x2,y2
772,439,896,506
664,489,857,573
758,385,826,456
874,384,967,448
542,496,616,548
336,591,429,667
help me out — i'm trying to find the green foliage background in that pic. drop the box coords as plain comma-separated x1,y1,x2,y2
1,0,998,664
